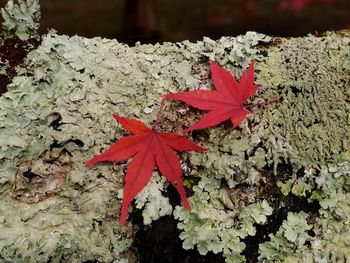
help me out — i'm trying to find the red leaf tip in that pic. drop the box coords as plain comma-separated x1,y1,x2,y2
112,114,122,122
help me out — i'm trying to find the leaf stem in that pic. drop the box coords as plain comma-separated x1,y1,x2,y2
244,99,280,109
153,95,167,130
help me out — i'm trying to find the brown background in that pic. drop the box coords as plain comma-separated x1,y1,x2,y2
0,0,349,45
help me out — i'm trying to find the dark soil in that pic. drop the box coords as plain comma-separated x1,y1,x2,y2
0,36,40,95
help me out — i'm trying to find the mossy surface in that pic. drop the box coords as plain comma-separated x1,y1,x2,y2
0,1,350,262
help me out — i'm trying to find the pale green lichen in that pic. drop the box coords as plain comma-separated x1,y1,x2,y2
198,31,271,67
1,0,40,40
256,34,350,171
259,212,313,262
174,32,350,262
0,58,8,75
0,25,273,261
134,172,173,225
174,171,273,262
259,163,350,262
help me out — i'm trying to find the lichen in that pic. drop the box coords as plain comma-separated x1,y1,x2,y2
174,32,350,262
174,171,273,262
1,0,40,40
259,163,350,262
0,58,8,74
259,211,313,262
0,24,274,261
134,172,173,225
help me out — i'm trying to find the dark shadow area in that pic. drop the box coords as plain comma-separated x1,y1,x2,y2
0,36,39,95
241,163,321,263
0,0,349,45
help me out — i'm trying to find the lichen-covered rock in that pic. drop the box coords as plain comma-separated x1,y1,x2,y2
174,32,350,262
0,1,349,262
0,28,274,261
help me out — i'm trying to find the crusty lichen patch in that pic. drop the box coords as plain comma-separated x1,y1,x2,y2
12,148,71,203
256,34,350,170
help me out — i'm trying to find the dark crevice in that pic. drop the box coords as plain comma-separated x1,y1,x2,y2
131,181,225,263
188,128,210,142
49,140,61,150
65,139,85,148
296,167,305,178
163,183,181,207
61,148,72,157
290,86,302,95
49,113,63,131
50,139,84,149
23,170,40,183
96,173,104,179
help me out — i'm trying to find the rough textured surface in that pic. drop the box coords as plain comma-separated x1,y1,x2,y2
12,148,72,203
173,32,350,262
0,1,350,262
134,172,173,226
1,0,40,40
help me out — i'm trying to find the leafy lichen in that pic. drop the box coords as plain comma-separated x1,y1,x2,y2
0,24,274,261
1,0,40,40
134,172,173,225
174,32,350,262
174,171,273,262
259,211,313,262
259,163,350,262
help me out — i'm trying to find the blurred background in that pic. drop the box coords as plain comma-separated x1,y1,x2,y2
1,0,349,45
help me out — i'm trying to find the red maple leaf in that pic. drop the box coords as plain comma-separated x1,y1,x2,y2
86,114,206,225
166,60,279,133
